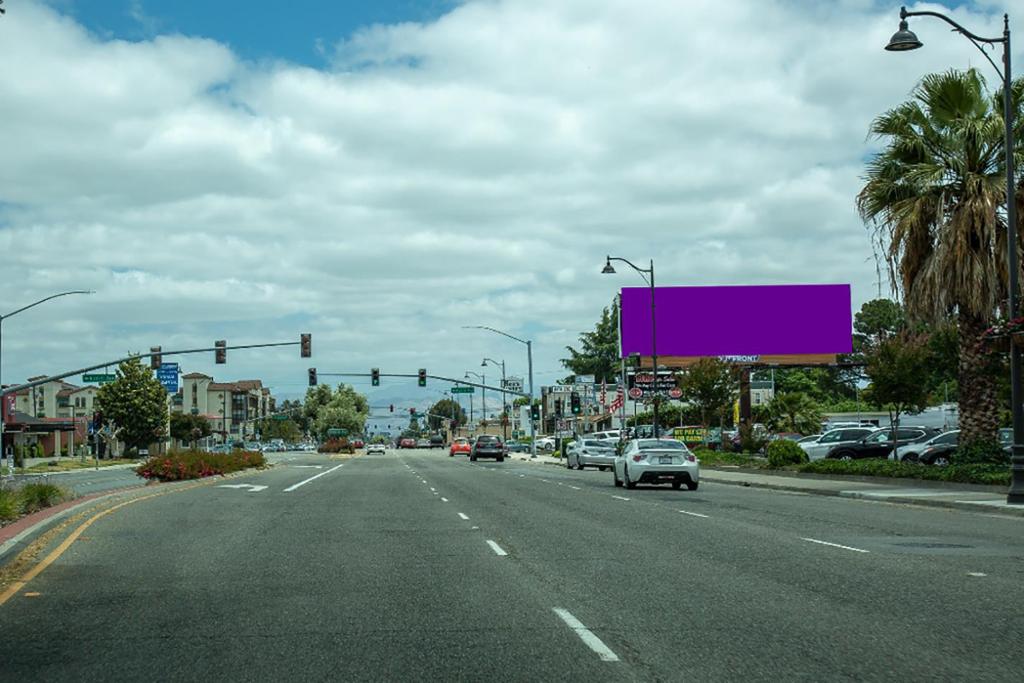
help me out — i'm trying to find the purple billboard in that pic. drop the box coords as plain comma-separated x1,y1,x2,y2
620,284,852,358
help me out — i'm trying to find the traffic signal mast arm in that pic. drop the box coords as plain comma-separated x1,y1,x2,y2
1,338,308,397
314,372,528,398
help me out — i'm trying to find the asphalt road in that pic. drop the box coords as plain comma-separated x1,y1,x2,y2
2,448,1023,681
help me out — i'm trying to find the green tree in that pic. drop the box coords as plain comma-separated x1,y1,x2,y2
95,357,169,454
853,298,905,352
278,399,309,433
169,412,211,447
679,358,738,431
561,304,620,383
311,384,369,441
766,392,822,435
303,384,333,425
427,398,466,431
858,68,1024,447
863,334,933,442
257,417,302,442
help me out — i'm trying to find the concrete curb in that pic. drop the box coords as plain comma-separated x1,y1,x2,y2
699,473,1024,518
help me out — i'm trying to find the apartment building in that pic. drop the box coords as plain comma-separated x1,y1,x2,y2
175,373,275,442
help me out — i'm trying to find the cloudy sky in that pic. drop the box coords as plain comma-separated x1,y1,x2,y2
0,0,1019,414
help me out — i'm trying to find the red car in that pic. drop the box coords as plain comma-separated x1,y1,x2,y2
352,439,365,449
449,438,471,457
399,438,416,449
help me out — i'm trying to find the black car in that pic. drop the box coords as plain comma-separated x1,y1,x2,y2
826,427,939,461
470,435,506,462
897,430,959,465
429,435,445,449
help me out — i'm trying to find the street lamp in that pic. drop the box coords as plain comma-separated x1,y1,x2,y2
465,370,485,429
482,357,507,440
885,6,1021,504
602,256,660,439
463,325,536,458
0,290,94,464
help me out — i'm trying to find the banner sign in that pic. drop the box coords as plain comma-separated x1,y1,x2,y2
501,377,524,393
620,284,852,358
672,426,707,446
627,373,682,400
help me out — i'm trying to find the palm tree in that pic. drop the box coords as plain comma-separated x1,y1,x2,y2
857,68,1024,447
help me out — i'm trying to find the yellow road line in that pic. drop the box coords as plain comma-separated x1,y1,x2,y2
0,479,211,607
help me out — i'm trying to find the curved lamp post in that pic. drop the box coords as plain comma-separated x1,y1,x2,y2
885,6,1021,503
603,256,659,439
464,370,485,428
482,357,507,439
1,290,94,467
463,325,536,458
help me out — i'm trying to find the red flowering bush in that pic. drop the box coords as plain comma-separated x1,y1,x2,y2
136,448,266,482
318,438,353,454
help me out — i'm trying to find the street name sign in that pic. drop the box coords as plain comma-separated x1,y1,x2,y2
327,428,349,437
82,373,115,384
451,386,475,394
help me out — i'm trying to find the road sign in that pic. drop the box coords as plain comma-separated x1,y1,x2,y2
451,386,475,394
327,428,349,437
272,414,289,421
574,374,595,385
156,362,179,393
501,377,524,393
82,373,115,384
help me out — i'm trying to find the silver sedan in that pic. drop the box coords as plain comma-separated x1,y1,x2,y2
566,439,616,471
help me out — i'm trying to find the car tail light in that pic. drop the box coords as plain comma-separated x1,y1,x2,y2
685,454,696,462
632,455,643,462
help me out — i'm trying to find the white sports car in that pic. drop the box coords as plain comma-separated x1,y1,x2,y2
612,439,699,491
366,443,386,455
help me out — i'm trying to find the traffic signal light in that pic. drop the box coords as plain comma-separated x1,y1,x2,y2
530,403,540,421
418,368,427,387
389,404,394,413
570,392,581,415
308,368,317,386
300,333,312,358
371,368,380,386
554,398,563,418
150,346,162,370
215,340,227,364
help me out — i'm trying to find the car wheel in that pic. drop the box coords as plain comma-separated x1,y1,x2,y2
671,480,682,490
687,480,699,491
566,455,573,469
470,455,477,462
903,452,919,463
932,455,951,467
613,467,623,487
497,456,504,462
624,465,637,490
839,454,853,462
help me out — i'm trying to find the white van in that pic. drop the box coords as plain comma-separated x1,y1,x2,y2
591,430,621,441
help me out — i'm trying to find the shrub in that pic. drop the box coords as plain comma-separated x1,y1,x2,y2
17,483,69,514
797,458,1009,486
739,424,768,454
136,449,266,482
692,448,764,468
318,438,354,454
0,488,19,523
953,440,1007,466
766,439,808,468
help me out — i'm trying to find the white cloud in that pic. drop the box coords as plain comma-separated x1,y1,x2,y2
0,0,1018,402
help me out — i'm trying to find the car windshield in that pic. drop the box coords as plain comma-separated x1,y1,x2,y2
477,436,499,443
583,440,613,449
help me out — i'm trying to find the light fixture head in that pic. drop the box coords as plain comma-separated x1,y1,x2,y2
885,19,922,51
601,257,616,274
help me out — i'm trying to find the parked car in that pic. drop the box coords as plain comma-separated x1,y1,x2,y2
800,427,876,461
470,435,506,462
415,438,430,448
352,439,365,449
449,437,472,457
399,438,416,449
566,439,616,471
612,439,699,490
535,437,556,452
826,427,939,461
591,430,621,441
890,430,959,463
797,434,822,444
505,440,529,453
366,443,386,455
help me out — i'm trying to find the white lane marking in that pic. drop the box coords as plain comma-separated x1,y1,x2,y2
967,572,987,577
430,487,436,492
519,474,525,478
217,484,268,492
801,537,870,553
569,485,581,491
541,479,551,483
552,608,620,662
471,525,480,530
678,510,709,518
283,463,345,492
291,465,324,469
611,495,630,502
441,497,449,502
457,512,470,520
486,540,508,556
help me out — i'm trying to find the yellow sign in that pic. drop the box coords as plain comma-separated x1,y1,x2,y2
733,400,740,425
672,426,707,445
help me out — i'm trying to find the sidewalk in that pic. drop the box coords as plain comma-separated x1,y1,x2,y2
700,467,1024,517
